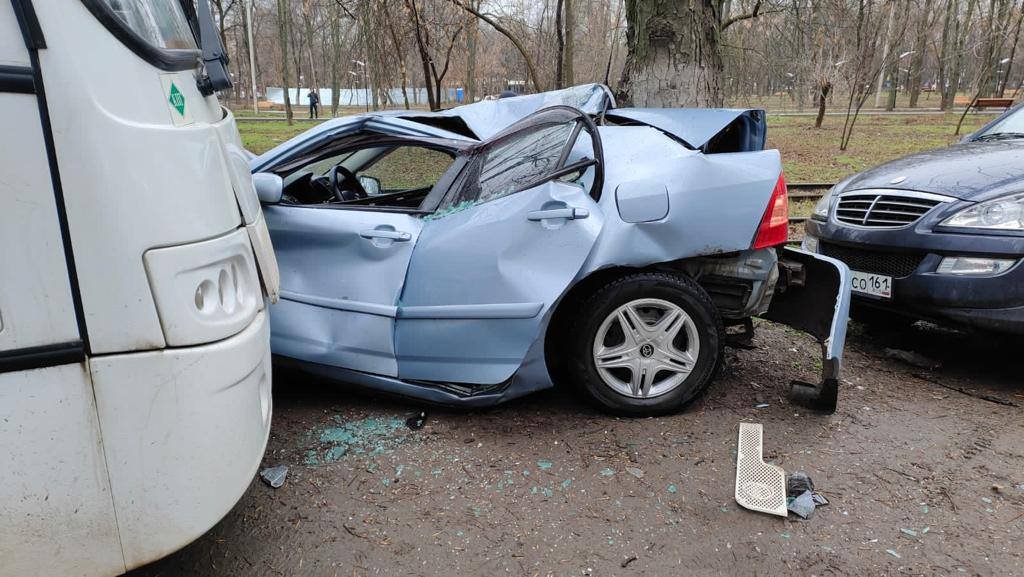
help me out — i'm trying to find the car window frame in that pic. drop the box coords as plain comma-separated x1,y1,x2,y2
434,106,604,213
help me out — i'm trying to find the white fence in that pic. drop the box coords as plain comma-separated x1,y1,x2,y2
265,87,460,107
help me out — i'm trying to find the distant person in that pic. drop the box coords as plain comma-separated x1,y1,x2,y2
307,90,319,119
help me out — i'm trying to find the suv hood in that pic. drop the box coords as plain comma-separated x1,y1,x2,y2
842,141,1024,200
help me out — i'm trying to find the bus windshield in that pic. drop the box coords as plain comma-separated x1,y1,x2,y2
96,0,197,50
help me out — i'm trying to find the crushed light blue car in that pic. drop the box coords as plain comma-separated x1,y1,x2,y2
250,84,851,416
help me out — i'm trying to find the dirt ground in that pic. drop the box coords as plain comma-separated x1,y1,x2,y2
128,320,1024,577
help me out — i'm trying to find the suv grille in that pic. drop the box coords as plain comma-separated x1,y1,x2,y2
820,242,925,278
835,193,941,227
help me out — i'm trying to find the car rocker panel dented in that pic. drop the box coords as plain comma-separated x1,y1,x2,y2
252,84,851,415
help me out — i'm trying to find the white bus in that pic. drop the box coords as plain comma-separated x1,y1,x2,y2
0,0,279,574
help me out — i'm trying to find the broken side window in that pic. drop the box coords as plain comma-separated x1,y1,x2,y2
438,121,575,212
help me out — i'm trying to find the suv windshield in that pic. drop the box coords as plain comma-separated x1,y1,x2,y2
978,107,1024,140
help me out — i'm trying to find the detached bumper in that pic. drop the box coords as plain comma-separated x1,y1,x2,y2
762,247,851,413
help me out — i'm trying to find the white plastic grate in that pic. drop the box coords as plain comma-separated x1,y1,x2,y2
734,423,787,517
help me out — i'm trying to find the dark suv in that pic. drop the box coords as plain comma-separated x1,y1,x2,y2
805,105,1024,333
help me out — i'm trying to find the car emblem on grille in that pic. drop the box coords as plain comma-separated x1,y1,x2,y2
889,175,907,185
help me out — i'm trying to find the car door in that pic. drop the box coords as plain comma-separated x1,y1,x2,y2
266,205,422,376
395,106,605,384
263,133,465,377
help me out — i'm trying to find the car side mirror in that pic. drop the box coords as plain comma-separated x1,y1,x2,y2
358,175,381,196
253,172,283,204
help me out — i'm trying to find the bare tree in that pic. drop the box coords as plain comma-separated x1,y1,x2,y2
276,0,294,123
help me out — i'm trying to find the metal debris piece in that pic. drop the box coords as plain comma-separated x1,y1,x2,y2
785,471,829,518
260,465,289,489
788,490,817,519
735,423,788,517
626,467,644,479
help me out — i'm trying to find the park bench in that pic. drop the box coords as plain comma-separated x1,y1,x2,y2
954,96,1015,110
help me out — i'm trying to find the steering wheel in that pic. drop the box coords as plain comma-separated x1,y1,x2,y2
328,165,368,202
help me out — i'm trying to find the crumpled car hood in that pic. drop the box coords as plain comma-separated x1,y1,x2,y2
840,140,1024,200
385,84,615,139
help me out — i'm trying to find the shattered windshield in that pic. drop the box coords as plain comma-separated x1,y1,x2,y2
437,121,575,213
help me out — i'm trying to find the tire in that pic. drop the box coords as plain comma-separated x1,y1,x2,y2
567,272,724,416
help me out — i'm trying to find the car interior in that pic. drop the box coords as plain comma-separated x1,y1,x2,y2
278,139,459,211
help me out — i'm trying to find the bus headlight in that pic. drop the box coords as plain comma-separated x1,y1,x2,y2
144,229,262,346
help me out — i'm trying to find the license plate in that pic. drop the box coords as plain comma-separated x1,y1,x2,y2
850,271,892,299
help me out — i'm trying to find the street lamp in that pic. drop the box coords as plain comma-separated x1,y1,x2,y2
352,59,368,112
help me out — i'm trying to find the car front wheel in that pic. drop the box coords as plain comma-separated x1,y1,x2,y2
568,272,724,416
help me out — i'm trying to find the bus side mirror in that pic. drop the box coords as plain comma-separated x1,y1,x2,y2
195,0,233,95
253,173,283,204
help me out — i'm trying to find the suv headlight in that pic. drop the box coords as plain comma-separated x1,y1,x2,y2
811,186,836,221
941,192,1024,230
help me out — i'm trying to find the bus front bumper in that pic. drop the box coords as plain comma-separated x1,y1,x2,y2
89,310,272,570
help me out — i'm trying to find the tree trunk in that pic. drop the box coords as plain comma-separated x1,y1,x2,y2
563,0,575,86
980,0,1012,97
555,0,564,88
406,0,438,110
384,6,412,109
874,0,896,108
937,0,954,109
999,5,1024,95
330,3,341,116
465,3,478,102
276,0,294,124
815,80,831,128
945,0,977,107
302,0,318,95
908,0,935,107
617,0,724,107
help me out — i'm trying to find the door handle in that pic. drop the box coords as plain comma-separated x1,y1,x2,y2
359,229,412,242
526,207,589,221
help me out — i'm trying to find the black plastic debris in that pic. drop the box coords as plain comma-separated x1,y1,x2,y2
788,471,814,494
884,348,941,370
260,465,289,489
406,411,428,430
786,471,829,519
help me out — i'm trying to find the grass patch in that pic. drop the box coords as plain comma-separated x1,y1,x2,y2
767,113,990,183
237,120,316,155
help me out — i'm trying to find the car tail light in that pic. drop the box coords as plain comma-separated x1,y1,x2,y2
752,173,789,249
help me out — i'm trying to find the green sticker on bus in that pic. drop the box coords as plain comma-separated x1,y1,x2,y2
168,83,185,117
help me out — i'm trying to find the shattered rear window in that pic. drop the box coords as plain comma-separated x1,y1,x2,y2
437,121,575,214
